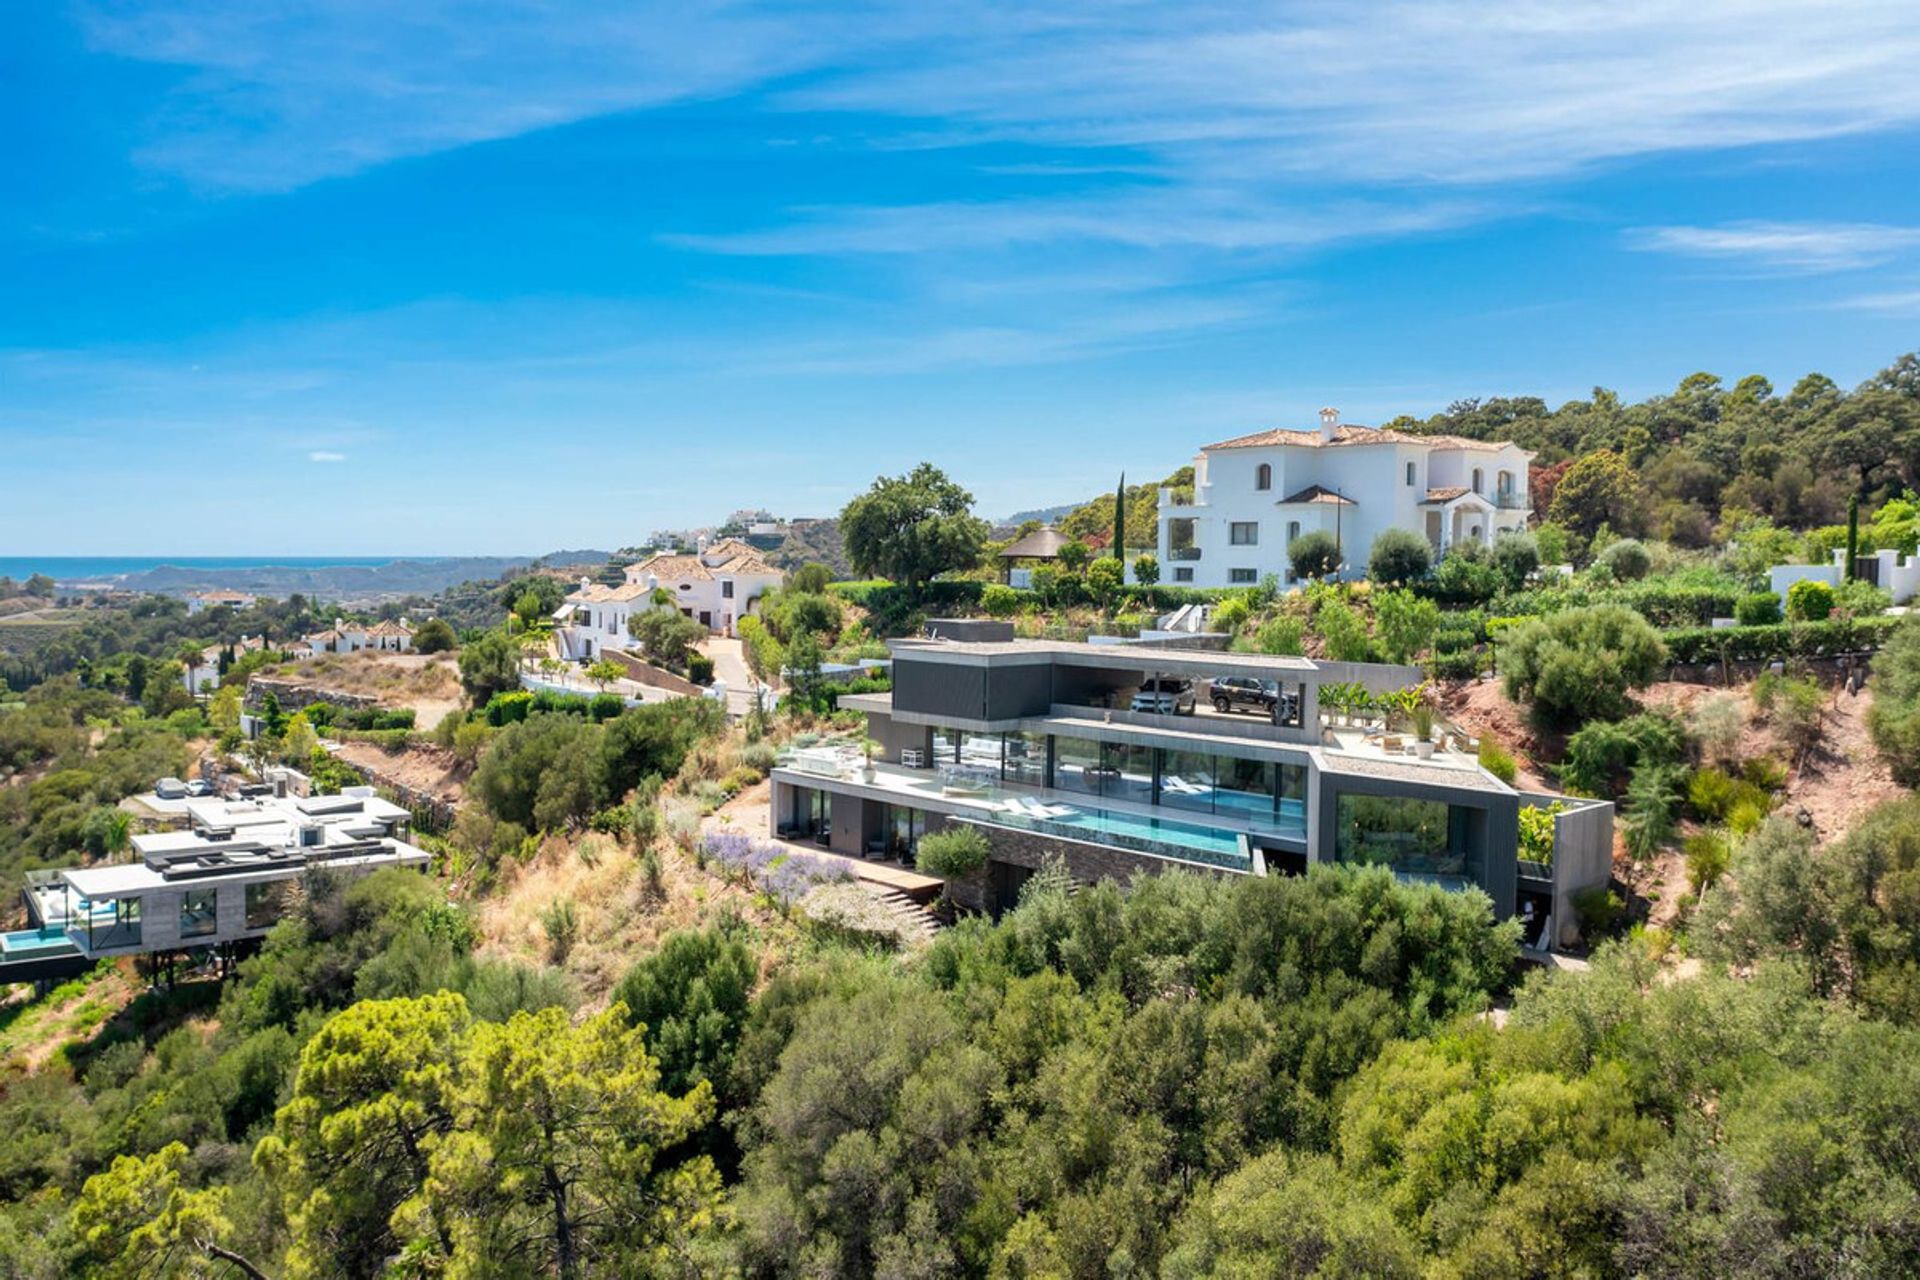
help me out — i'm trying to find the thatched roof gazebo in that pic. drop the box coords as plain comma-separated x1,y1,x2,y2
999,525,1072,583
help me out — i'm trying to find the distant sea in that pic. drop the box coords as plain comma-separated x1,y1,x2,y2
0,556,418,584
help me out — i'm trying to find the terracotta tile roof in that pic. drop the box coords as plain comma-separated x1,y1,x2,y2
1204,425,1524,454
366,620,414,638
635,554,713,582
1276,484,1356,506
1421,486,1472,503
569,581,656,603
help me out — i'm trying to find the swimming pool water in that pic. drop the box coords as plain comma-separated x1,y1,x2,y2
1,927,76,958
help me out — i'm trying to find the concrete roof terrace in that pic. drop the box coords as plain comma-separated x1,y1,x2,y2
887,636,1422,691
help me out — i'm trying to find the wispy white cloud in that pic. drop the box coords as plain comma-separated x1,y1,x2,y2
308,450,347,462
79,0,1920,193
665,192,1499,256
1624,220,1920,272
1834,286,1920,315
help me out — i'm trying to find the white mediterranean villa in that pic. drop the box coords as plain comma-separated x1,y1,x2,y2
1156,409,1532,588
554,538,786,661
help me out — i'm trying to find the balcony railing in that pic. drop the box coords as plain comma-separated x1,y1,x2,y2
1496,491,1528,510
1169,547,1202,561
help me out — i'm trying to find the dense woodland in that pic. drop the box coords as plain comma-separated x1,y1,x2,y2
3,354,1920,1275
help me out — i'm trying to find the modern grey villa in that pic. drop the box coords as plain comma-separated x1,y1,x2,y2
771,625,1612,950
2,787,431,984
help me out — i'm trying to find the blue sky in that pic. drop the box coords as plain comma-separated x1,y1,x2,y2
5,1,1920,555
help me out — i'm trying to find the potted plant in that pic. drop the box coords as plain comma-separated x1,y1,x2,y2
1410,703,1436,757
860,737,881,782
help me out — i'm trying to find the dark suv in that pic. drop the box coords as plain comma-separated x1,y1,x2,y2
1207,677,1278,715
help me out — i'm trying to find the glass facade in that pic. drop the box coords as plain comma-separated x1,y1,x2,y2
246,881,289,930
983,729,1305,837
180,888,218,939
1334,795,1479,888
1003,731,1048,788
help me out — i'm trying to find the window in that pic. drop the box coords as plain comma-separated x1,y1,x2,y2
1173,567,1194,582
1406,461,1417,486
1472,467,1484,494
1051,735,1104,797
1003,731,1048,788
1255,463,1271,491
1229,521,1258,546
1334,794,1479,887
1287,521,1301,543
722,580,734,598
246,881,289,930
181,889,217,939
1230,568,1257,584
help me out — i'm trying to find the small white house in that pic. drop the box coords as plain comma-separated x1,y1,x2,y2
1156,408,1533,589
187,589,257,615
181,635,267,694
304,618,414,654
1769,547,1920,605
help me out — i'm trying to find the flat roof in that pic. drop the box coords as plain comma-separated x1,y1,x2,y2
890,637,1316,674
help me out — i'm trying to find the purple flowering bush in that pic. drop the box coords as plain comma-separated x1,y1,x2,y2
698,831,853,909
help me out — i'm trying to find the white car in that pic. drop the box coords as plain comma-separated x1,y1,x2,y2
1129,677,1197,716
155,777,188,800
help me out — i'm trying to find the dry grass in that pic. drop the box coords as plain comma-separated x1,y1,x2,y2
472,824,794,1011
263,651,461,704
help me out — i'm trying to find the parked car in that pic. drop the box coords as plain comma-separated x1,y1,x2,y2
186,778,214,797
1207,677,1279,715
155,777,188,800
1130,677,1197,715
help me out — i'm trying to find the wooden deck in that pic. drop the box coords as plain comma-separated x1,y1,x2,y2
762,835,946,902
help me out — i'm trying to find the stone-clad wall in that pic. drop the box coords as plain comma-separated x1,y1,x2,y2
954,820,1241,913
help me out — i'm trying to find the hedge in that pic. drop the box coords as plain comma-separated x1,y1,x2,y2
828,578,1230,613
1659,615,1902,665
324,726,418,749
1496,583,1743,628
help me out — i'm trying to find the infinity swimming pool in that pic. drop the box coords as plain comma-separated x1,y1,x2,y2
0,927,76,959
985,800,1305,870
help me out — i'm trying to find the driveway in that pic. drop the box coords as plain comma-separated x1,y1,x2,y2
701,637,770,717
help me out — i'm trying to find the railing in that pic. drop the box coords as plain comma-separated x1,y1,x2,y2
970,805,1253,872
1046,704,1320,746
1169,547,1202,561
1496,491,1527,510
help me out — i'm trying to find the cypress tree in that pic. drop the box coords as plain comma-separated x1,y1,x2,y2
1113,474,1126,559
1846,494,1860,581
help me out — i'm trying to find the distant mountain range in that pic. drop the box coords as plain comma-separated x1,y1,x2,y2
996,503,1078,531
119,556,555,604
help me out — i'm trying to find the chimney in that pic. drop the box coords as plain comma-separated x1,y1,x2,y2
580,576,592,592
1319,407,1340,442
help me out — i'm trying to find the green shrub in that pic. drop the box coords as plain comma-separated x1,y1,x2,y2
1288,530,1340,582
1210,595,1252,634
1490,532,1540,590
1501,605,1666,726
1252,616,1305,656
1687,767,1739,821
1368,529,1431,585
1429,649,1485,681
915,825,990,895
1597,538,1652,582
1684,831,1731,895
1734,592,1783,626
687,653,715,686
1659,615,1901,664
980,584,1022,618
1559,711,1685,797
486,690,533,726
1477,738,1518,785
1867,615,1920,785
1787,578,1835,621
1314,598,1374,663
1571,885,1623,939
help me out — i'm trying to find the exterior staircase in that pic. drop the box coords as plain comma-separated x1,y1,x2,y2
862,885,943,945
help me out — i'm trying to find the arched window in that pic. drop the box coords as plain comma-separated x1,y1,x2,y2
1405,461,1416,486
1471,467,1484,494
1287,520,1301,543
1256,463,1271,491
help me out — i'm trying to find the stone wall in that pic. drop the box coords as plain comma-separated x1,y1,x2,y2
245,678,379,712
953,819,1241,914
